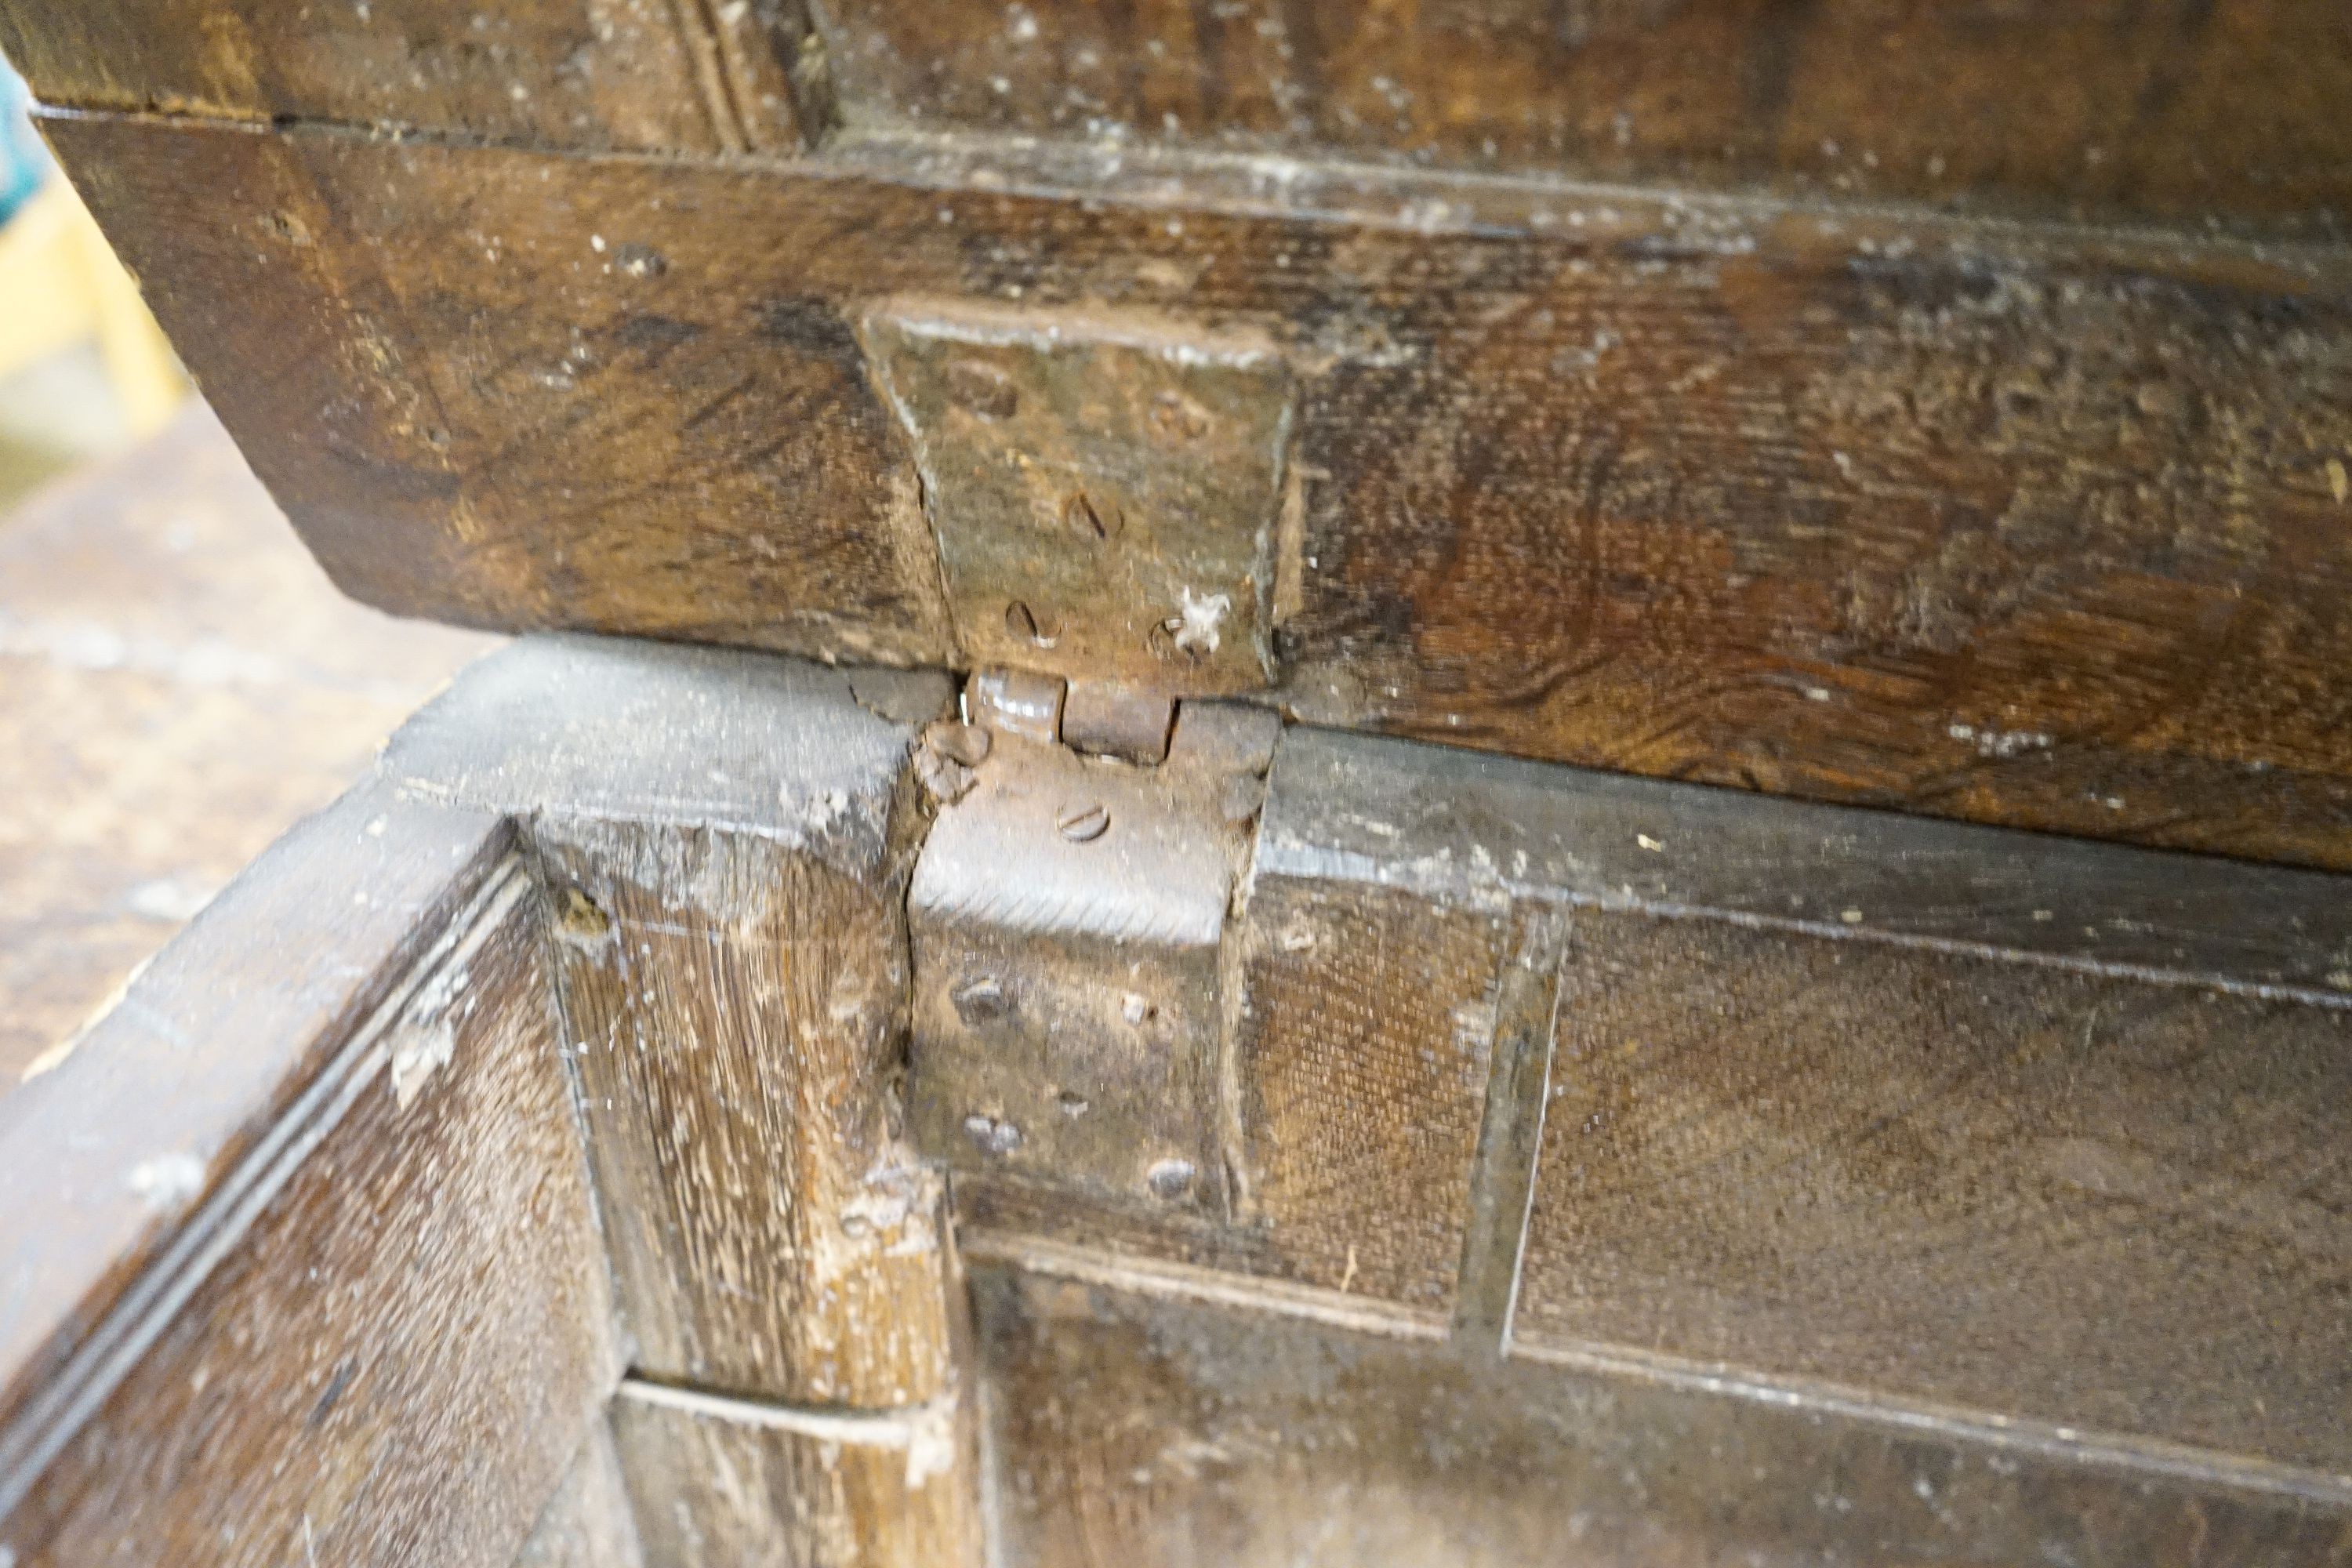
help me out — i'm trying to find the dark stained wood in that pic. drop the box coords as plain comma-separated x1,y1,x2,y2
0,780,515,1436
0,0,811,154
44,119,956,670
1268,723,2352,1477
14,0,2348,236
45,112,2352,869
384,634,964,1410
972,1264,2352,1568
817,0,2352,238
0,829,621,1565
517,1421,646,1568
1519,914,2352,1476
610,1380,983,1568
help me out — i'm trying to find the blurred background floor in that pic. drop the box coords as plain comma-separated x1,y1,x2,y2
2,51,499,1089
0,339,136,503
0,406,499,1088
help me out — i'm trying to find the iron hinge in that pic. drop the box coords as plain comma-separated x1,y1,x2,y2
904,666,1278,1214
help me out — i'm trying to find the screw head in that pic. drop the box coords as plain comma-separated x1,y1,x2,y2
952,978,1011,1025
963,1113,1023,1156
1006,601,1062,647
1146,617,1210,663
1145,1158,1196,1200
1055,803,1110,842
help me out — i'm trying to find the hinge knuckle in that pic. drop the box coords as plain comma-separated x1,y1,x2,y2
905,677,1278,1213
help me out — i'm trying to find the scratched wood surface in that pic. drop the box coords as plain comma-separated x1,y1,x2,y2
1225,873,1506,1319
1519,916,2352,1476
383,635,961,1410
0,781,514,1437
971,1265,2352,1568
0,0,811,154
10,1,2347,237
42,110,2352,869
535,822,959,1406
379,635,987,1568
610,1382,982,1568
0,795,619,1566
818,0,2352,238
1261,724,2352,1479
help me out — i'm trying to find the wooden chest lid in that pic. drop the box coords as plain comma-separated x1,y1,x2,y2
5,0,2350,869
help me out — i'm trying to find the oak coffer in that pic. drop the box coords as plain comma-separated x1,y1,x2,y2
2,2,2349,1564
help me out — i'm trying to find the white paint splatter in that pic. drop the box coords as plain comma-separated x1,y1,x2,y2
1172,588,1231,655
904,1401,961,1488
390,1021,457,1109
127,1152,207,1211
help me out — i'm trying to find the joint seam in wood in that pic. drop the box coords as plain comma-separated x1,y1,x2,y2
0,862,533,1521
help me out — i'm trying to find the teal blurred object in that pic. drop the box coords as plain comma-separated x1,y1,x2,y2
2,56,43,226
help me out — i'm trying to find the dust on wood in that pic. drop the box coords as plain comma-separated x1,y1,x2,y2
0,866,619,1566
43,112,2352,869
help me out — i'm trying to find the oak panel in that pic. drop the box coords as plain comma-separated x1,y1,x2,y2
385,635,961,1406
49,122,954,669
1228,874,1505,1317
0,0,804,153
818,0,2352,236
0,782,514,1435
1279,722,2352,1475
539,822,956,1406
975,1266,2352,1568
0,867,621,1566
1519,914,2352,1475
47,114,2352,868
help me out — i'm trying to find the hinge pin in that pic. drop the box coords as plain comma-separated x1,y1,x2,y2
1055,803,1111,843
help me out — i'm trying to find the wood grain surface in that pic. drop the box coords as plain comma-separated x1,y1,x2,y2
0,854,620,1566
517,1421,646,1568
972,1265,2352,1568
538,822,957,1406
383,635,989,1563
0,781,514,1438
45,111,2352,869
1519,914,2352,1476
1267,722,2352,1478
817,0,2352,238
611,1381,982,1568
12,0,2348,237
1226,873,1506,1318
384,634,961,1408
0,0,812,154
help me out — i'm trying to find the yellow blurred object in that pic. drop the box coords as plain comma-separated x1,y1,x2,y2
0,180,185,437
